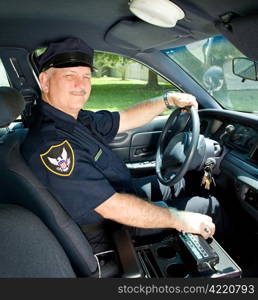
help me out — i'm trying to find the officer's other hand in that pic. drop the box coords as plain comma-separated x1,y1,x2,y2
168,92,198,110
172,209,215,239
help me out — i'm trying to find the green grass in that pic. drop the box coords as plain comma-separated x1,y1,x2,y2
84,77,174,111
227,90,258,113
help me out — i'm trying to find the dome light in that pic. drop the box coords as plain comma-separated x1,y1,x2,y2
129,0,185,28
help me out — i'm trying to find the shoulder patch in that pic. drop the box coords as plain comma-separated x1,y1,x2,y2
40,140,75,176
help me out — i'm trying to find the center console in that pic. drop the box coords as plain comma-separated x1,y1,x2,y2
113,230,242,278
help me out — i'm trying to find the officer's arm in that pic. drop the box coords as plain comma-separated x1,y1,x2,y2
118,93,198,133
94,193,215,238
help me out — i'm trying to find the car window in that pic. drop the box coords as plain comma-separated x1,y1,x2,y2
85,52,179,114
164,36,258,114
0,59,10,86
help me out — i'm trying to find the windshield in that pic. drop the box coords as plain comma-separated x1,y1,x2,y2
163,36,258,114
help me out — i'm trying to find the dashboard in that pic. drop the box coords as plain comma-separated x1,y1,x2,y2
224,124,257,152
199,110,258,166
199,109,258,222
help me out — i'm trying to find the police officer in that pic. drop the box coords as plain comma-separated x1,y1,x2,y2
22,37,223,252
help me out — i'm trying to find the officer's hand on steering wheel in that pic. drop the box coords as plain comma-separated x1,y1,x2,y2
167,92,198,110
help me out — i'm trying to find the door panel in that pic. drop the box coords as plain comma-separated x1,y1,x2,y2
130,131,161,162
109,116,168,165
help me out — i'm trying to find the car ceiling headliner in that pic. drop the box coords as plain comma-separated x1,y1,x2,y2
0,0,258,56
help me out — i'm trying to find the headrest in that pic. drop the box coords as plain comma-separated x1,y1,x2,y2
0,87,25,127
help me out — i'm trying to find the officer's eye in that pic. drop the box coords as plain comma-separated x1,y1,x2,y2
65,74,74,79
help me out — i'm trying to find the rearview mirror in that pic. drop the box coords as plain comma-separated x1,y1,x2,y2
232,57,258,81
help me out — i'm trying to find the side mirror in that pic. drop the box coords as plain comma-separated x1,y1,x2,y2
232,57,258,81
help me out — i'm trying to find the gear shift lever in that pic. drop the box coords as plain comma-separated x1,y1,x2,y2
220,124,235,141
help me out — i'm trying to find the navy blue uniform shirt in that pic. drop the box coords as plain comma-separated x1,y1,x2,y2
21,100,135,224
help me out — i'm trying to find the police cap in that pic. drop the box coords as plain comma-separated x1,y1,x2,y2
37,37,94,72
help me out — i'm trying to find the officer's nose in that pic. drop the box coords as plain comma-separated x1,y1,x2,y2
74,76,85,89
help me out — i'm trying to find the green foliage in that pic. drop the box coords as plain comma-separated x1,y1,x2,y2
34,47,47,57
204,38,242,67
93,52,134,79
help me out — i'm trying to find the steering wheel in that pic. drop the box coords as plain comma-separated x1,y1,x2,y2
156,106,200,186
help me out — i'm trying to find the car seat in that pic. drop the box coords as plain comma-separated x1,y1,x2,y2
0,86,117,277
0,203,76,277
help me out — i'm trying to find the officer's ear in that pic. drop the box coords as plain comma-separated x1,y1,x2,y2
39,71,49,93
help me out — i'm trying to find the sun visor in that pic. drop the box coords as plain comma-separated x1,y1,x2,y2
105,19,191,51
216,13,258,60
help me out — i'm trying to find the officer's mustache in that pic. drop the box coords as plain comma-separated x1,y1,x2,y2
70,90,87,96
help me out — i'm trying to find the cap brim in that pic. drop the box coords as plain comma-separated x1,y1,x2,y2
53,61,94,71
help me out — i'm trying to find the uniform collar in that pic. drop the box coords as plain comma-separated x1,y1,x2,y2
77,109,92,126
38,100,92,132
38,99,78,124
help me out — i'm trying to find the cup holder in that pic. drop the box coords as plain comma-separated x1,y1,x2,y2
166,263,189,278
156,245,177,259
